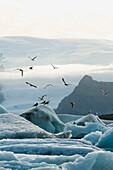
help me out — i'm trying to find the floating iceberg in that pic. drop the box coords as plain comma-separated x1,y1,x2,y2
83,131,102,145
65,114,108,138
62,151,113,170
0,113,71,139
75,114,107,127
0,138,99,156
20,105,65,133
0,151,18,161
96,128,113,149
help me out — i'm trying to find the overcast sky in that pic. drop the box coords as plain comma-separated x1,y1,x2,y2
0,0,113,39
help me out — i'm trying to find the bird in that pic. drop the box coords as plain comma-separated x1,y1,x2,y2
41,100,50,105
26,82,37,88
28,56,37,61
38,95,47,101
88,110,92,114
95,112,98,116
33,102,38,107
44,84,53,89
29,66,33,70
70,102,75,110
62,78,71,86
40,100,46,104
44,100,50,105
51,64,59,69
16,68,24,77
101,88,112,96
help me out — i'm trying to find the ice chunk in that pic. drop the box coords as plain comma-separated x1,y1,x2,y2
65,122,107,138
96,128,113,149
20,105,65,133
65,114,108,138
0,113,71,139
83,131,102,145
0,151,18,161
62,151,113,170
76,114,107,127
0,138,100,156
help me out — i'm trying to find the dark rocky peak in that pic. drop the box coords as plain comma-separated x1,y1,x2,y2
78,75,98,87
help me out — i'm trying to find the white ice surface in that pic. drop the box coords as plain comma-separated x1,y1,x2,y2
0,112,55,139
96,127,113,150
62,151,113,170
0,138,101,169
20,105,65,133
65,114,108,138
83,131,102,145
0,138,99,156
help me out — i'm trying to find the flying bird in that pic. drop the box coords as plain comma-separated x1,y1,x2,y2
62,78,71,86
33,102,38,107
51,64,59,69
44,84,53,89
28,56,37,61
101,88,112,96
38,95,47,101
26,82,37,88
16,68,24,77
70,102,75,110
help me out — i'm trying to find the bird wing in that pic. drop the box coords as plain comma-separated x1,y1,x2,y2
26,82,29,85
70,102,74,109
107,91,112,94
26,82,37,88
42,95,47,99
44,84,53,89
51,64,55,68
29,83,37,88
28,56,31,60
62,78,66,84
32,56,37,60
20,69,23,77
32,84,37,88
101,88,105,93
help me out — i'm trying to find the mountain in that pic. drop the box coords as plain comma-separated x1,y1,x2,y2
56,75,113,115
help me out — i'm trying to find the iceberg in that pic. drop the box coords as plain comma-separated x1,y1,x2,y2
96,128,113,149
0,138,100,156
0,151,18,161
83,131,102,145
65,114,108,138
75,114,107,127
62,151,113,170
0,113,71,139
20,105,65,133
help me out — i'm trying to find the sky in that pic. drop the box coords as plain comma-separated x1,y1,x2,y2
0,0,113,39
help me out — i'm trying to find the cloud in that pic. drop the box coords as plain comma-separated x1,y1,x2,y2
1,63,113,80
